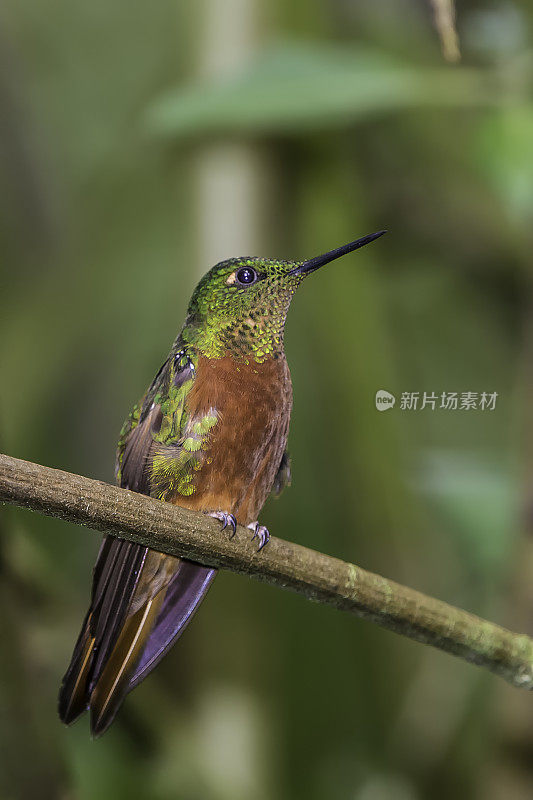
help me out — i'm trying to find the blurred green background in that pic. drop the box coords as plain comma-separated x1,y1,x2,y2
1,0,533,798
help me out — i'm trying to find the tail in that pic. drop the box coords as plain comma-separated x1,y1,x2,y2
58,536,215,737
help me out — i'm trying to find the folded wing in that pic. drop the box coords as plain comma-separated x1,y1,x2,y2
59,352,216,736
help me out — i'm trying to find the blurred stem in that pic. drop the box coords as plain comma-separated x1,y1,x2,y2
1,452,533,693
193,0,266,272
430,0,461,63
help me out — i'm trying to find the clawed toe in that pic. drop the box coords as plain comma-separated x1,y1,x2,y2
247,522,270,552
208,513,270,551
208,511,237,538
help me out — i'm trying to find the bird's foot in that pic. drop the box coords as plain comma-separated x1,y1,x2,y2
208,510,237,538
247,521,270,552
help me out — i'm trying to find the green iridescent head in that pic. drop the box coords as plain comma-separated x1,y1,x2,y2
181,231,386,361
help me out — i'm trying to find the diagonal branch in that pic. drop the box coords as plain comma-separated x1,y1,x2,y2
1,451,532,690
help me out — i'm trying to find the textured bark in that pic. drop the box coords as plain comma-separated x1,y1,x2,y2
1,452,532,690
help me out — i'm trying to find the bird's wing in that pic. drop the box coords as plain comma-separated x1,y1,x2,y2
271,450,291,497
59,347,216,736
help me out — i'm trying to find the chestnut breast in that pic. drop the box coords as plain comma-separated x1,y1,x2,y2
178,354,292,523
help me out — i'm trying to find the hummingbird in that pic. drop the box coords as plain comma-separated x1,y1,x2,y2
58,230,386,736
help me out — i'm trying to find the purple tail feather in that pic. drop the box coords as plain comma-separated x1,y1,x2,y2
129,561,216,690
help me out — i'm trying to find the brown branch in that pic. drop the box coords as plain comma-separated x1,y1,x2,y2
0,452,532,689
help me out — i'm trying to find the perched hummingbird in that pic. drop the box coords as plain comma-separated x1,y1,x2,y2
58,231,386,736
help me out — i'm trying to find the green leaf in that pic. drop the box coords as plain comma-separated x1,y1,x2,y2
416,450,518,576
145,41,497,139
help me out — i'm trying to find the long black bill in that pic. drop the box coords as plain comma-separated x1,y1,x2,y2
290,230,387,276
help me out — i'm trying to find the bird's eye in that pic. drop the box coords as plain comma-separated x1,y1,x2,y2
235,267,257,286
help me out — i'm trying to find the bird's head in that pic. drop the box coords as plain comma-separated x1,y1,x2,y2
182,231,386,361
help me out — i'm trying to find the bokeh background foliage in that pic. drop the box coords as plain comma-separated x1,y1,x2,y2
1,0,533,798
